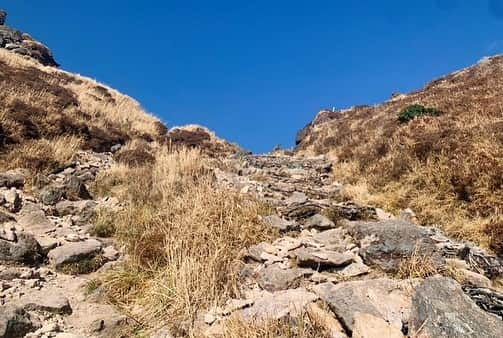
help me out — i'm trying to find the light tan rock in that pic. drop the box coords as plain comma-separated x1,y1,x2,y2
352,312,404,338
306,303,347,338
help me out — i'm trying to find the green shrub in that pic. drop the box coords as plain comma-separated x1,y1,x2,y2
398,104,442,123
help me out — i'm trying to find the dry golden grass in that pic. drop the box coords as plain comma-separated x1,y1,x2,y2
0,49,164,174
93,148,277,335
298,55,503,252
397,244,439,279
219,315,326,338
0,135,82,174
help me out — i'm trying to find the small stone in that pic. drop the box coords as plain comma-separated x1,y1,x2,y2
303,214,335,230
203,313,217,325
103,246,120,261
285,191,308,205
263,215,298,231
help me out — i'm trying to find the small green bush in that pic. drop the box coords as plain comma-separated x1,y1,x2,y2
398,104,442,123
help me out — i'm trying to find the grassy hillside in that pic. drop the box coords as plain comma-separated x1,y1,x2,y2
296,55,503,254
0,49,237,175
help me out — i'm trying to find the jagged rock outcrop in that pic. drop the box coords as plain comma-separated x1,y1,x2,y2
0,10,58,66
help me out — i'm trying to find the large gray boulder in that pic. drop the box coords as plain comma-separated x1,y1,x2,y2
313,278,415,333
0,232,43,264
348,220,444,272
410,276,503,337
0,305,38,338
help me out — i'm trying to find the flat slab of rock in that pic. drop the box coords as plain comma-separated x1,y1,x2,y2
240,288,318,320
410,276,503,338
293,247,354,269
257,264,313,291
47,239,102,268
17,203,53,234
20,290,72,314
313,278,415,333
348,220,444,272
263,215,298,231
353,312,404,338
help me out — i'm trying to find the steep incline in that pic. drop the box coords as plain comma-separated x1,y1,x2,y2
296,55,503,251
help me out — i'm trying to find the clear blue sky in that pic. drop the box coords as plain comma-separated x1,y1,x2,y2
3,1,503,153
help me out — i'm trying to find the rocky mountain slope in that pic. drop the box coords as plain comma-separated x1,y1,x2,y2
296,56,503,254
1,9,502,338
0,10,58,67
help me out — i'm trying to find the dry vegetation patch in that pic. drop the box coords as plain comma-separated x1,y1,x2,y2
92,148,276,335
297,56,503,251
0,49,162,174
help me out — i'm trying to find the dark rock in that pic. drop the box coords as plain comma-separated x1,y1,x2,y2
38,185,64,205
462,286,503,319
0,232,43,264
0,305,38,338
0,10,6,26
348,220,444,272
0,209,15,223
410,276,503,337
55,200,96,224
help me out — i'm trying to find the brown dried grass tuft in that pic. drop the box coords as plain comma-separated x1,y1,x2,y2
96,148,277,334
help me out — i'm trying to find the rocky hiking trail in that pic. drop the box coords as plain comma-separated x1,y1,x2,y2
1,152,127,338
208,154,503,337
1,151,502,337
